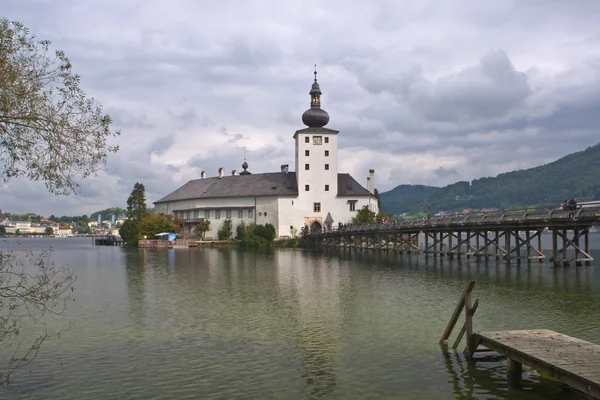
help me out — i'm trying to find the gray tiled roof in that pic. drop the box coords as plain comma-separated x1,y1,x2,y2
154,172,371,204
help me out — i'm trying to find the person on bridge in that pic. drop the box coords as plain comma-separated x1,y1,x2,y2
568,197,578,217
562,200,568,211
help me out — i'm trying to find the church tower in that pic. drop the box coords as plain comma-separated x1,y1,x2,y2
294,68,339,198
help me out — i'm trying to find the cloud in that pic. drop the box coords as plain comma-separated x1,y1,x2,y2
2,0,600,215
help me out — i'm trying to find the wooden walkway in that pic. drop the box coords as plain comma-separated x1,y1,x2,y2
474,329,600,398
313,204,600,265
440,281,600,398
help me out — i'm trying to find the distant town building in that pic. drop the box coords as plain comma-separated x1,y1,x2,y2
154,70,379,238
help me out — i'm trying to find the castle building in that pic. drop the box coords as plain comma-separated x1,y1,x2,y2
154,71,378,239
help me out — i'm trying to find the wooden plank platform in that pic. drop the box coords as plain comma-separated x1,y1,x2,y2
474,329,600,398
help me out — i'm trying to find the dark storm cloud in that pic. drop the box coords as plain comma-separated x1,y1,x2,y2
3,0,600,215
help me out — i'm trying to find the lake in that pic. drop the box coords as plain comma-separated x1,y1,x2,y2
1,236,599,399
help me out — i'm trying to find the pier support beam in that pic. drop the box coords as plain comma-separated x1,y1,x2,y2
507,358,523,389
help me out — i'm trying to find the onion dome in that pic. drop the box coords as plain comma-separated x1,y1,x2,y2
239,160,251,175
301,67,329,128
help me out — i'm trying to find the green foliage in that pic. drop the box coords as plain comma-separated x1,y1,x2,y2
235,220,246,239
254,223,276,241
195,219,210,240
44,226,53,235
119,219,139,245
126,182,147,221
381,143,600,215
138,214,182,238
352,206,377,224
238,223,276,247
0,226,5,234
0,18,119,195
218,219,233,240
90,207,126,220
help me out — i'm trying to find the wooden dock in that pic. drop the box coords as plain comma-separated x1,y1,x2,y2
474,329,600,397
441,281,600,398
93,235,125,246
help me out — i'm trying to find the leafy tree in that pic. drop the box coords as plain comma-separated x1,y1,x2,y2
0,19,118,384
218,219,233,240
44,226,53,235
119,220,139,244
195,219,210,240
138,214,182,238
352,206,377,224
0,18,119,195
126,183,147,221
0,226,5,234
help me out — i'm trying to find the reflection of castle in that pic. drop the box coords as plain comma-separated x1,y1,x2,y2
154,69,378,239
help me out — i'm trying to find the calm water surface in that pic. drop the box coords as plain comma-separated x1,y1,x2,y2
1,236,599,399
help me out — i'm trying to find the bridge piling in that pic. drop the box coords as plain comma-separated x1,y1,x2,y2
314,205,599,266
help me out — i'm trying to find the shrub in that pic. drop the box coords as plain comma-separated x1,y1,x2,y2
218,219,233,240
235,220,246,240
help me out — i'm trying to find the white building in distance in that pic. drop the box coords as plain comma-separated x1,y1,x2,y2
154,71,379,239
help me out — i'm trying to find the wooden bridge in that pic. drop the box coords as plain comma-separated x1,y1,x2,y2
312,205,600,266
441,281,600,398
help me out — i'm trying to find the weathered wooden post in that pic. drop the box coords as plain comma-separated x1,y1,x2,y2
526,230,531,262
562,229,567,263
538,230,543,263
504,230,510,261
585,230,591,266
507,358,523,389
448,232,453,259
552,229,558,262
574,229,580,265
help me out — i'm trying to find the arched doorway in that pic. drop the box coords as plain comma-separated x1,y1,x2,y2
310,221,322,234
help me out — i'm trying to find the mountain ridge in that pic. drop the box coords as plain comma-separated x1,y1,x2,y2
380,143,600,215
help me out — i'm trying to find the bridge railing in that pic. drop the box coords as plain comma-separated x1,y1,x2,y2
315,205,600,236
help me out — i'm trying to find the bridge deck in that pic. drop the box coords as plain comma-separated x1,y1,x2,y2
474,329,600,397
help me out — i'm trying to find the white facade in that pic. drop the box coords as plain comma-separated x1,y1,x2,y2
154,73,378,239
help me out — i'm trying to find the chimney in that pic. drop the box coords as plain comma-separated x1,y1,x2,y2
218,167,224,179
201,171,206,179
232,170,237,176
281,164,289,174
367,169,375,194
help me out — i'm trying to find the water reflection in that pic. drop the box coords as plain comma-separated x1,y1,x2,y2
3,238,600,400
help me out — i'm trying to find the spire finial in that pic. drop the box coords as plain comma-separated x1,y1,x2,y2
244,148,247,162
314,64,317,83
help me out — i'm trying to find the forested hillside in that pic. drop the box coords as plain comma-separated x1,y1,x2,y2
381,143,600,215
379,185,439,214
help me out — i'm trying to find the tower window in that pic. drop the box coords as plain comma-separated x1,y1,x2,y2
305,185,310,191
226,209,231,218
305,137,309,143
325,164,329,170
248,209,253,218
349,202,356,211
238,210,243,218
305,150,309,156
325,150,329,157
205,210,210,219
325,137,329,143
313,202,321,212
305,164,309,170
325,185,329,191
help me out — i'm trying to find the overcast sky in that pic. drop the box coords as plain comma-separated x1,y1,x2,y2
3,0,600,217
